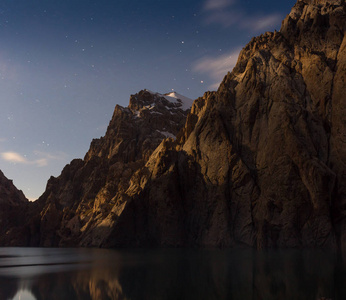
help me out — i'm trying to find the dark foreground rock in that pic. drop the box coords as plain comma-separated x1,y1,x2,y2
0,170,30,246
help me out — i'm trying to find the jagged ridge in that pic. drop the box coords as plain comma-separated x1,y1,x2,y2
1,0,346,251
0,170,29,246
25,90,192,247
101,0,346,249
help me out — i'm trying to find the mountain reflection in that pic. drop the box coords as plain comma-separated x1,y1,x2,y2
0,247,345,300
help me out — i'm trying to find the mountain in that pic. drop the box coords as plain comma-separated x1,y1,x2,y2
2,0,346,251
0,170,29,246
96,0,346,250
29,90,193,247
0,170,27,205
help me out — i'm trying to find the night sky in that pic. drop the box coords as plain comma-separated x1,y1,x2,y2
0,0,295,200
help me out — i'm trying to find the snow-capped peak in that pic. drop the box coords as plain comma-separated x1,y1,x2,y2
143,89,194,111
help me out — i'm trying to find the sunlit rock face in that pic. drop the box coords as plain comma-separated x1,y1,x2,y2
101,0,346,249
32,90,193,247
98,0,346,249
3,0,346,250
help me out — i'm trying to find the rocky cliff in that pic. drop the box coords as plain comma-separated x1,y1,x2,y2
98,0,346,250
0,170,27,206
2,0,346,251
31,90,193,247
0,170,29,246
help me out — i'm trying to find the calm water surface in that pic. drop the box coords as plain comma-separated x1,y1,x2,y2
0,247,345,300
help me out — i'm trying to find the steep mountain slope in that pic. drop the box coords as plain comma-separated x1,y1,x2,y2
31,90,193,247
0,170,29,246
0,170,27,205
3,0,346,251
97,0,346,250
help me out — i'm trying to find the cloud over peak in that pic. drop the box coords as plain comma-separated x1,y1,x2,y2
1,152,28,164
192,49,241,90
1,151,67,167
1,152,47,167
244,14,282,32
202,0,282,32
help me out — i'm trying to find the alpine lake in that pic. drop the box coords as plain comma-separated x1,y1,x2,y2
0,247,345,300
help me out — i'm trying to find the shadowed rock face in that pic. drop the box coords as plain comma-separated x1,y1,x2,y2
2,0,346,250
0,170,27,206
0,170,29,246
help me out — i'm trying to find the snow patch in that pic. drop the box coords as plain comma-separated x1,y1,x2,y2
144,89,194,111
157,130,176,139
144,104,156,110
133,110,141,118
150,111,163,115
164,92,194,111
144,89,155,94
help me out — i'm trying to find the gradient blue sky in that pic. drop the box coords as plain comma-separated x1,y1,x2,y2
0,0,295,200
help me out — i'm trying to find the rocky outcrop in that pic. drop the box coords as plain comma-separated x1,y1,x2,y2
2,0,346,251
0,170,27,205
32,90,193,247
99,0,346,250
0,170,29,246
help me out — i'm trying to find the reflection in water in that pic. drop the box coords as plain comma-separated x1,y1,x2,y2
0,247,345,300
12,290,36,300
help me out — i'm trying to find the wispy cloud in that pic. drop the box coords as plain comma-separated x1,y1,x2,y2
33,150,68,161
205,11,240,28
192,49,241,90
1,152,28,164
202,0,282,33
0,138,6,142
1,150,68,167
195,0,283,89
1,152,47,167
241,14,282,32
204,0,235,11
